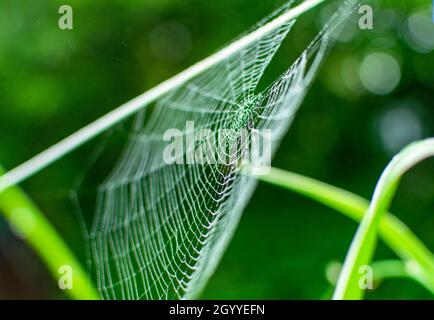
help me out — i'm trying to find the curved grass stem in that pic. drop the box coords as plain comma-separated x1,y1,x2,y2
333,138,434,299
327,259,430,293
370,260,414,282
0,165,99,300
251,165,434,297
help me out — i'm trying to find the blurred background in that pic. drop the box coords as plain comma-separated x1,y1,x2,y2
0,0,433,299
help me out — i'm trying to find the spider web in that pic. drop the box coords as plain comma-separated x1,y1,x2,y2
74,0,360,300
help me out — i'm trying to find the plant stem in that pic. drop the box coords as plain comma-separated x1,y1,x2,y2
328,260,431,291
0,165,99,300
328,259,418,285
333,139,434,300
253,166,434,296
370,260,411,282
0,0,326,193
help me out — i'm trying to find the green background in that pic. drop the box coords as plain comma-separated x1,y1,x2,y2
0,0,433,299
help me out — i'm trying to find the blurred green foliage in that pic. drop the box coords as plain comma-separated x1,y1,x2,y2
0,0,433,299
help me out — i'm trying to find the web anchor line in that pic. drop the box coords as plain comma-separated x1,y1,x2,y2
0,0,325,192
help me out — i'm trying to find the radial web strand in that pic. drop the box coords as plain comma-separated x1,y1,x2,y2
74,0,360,300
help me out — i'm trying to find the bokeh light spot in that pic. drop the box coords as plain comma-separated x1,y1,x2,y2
403,7,434,53
378,105,423,155
359,52,401,95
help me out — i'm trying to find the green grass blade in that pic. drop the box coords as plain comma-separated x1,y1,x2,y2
0,165,99,300
325,259,432,295
370,260,413,282
252,166,434,296
333,139,434,299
